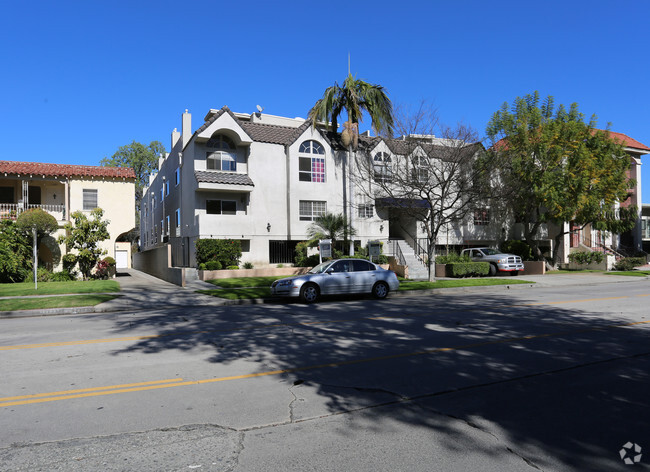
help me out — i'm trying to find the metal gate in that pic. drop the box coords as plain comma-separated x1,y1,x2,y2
269,240,298,264
170,237,190,267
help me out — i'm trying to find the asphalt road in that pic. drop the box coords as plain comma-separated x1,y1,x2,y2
1,278,649,471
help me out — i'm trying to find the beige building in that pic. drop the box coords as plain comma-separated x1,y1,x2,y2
0,161,136,270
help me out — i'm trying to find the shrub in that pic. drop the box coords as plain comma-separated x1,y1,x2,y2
94,259,111,279
226,265,239,270
276,264,284,268
37,267,52,282
500,240,534,261
195,238,242,267
435,252,471,264
102,256,116,267
243,262,254,269
445,262,490,278
51,271,74,281
613,257,646,271
198,263,206,270
62,253,77,274
204,260,222,271
568,251,605,265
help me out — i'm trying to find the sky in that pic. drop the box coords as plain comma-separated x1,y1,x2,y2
2,0,649,201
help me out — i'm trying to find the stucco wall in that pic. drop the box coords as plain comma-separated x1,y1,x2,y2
133,245,185,286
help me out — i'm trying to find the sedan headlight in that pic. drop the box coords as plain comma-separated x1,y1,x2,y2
276,279,294,286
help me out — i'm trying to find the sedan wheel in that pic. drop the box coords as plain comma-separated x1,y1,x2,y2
372,281,389,299
300,284,319,304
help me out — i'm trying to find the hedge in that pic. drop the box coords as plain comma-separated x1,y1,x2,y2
445,262,490,278
195,239,242,267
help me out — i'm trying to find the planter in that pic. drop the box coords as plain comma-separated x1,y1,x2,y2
200,267,310,280
522,261,545,275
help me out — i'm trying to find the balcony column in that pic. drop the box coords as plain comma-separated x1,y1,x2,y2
64,179,70,221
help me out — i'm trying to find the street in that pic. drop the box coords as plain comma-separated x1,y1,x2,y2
1,278,649,471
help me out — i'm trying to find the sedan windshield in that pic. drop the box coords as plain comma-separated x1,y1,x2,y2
308,261,334,274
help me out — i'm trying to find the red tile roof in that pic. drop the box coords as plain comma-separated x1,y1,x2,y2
600,131,650,151
0,161,136,179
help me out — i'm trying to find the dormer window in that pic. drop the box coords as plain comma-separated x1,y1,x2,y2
299,140,325,182
206,134,237,172
373,152,392,183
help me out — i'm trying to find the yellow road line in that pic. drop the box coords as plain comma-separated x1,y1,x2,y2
3,319,650,409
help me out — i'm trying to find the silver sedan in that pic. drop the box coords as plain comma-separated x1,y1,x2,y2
270,258,400,303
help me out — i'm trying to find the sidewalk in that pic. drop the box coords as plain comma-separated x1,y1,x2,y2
1,269,647,319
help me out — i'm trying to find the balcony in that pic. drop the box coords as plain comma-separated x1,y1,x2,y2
0,203,66,221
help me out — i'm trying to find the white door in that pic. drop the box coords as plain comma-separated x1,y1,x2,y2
115,250,128,269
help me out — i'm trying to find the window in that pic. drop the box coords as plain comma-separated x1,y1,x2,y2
175,168,180,186
473,208,490,226
175,208,180,227
412,156,429,183
206,134,237,172
83,189,98,210
358,203,374,218
299,200,326,221
352,260,373,272
165,215,170,234
299,140,325,182
165,181,169,197
160,186,164,202
206,200,237,215
373,152,392,183
152,195,156,208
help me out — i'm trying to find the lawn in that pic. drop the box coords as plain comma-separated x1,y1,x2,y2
0,294,120,311
0,280,120,297
606,270,650,277
198,276,534,300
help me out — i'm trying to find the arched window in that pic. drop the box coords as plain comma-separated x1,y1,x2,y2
373,152,392,183
206,135,237,171
299,140,325,182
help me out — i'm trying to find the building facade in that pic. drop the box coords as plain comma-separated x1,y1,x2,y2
0,161,136,270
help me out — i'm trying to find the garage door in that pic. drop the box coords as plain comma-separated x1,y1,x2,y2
115,250,129,269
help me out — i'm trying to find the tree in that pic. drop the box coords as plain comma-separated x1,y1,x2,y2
307,213,355,250
101,140,166,224
16,208,59,246
308,73,394,254
0,220,31,282
58,209,110,280
353,103,487,281
486,92,635,267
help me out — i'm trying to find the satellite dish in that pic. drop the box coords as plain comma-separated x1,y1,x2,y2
256,105,263,113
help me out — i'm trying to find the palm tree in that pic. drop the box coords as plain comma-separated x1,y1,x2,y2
308,74,394,254
307,212,355,245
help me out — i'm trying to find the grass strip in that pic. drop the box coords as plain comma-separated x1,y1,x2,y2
197,288,272,300
205,276,279,288
0,294,120,312
606,271,650,277
0,280,120,297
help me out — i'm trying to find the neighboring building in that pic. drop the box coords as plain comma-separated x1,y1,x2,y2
0,161,136,270
141,107,490,270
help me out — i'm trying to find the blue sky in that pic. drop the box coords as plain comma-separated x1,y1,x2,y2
2,1,649,201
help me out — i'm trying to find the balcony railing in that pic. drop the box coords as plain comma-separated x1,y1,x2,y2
0,203,66,220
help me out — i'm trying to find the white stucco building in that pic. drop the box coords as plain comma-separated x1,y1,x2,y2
140,107,495,271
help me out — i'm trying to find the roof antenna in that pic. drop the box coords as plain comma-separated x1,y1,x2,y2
255,105,263,118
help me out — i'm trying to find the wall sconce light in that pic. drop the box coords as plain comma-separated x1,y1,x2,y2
267,223,271,232
380,224,384,233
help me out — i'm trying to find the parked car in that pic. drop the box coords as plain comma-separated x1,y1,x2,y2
460,247,524,276
270,258,399,303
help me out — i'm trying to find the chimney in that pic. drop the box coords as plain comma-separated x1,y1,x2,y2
171,127,180,149
182,109,191,149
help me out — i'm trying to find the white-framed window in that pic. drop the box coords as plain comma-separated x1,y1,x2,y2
473,208,491,226
412,155,429,183
358,203,374,218
82,189,98,211
299,200,326,221
299,140,325,182
206,199,237,215
373,152,392,183
206,134,237,172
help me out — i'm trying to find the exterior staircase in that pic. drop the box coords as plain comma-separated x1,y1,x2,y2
395,240,429,280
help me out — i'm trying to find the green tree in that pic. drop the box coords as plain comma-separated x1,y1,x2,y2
307,213,355,248
0,220,31,282
308,73,394,254
16,208,59,246
486,92,635,267
101,140,166,222
58,209,110,280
